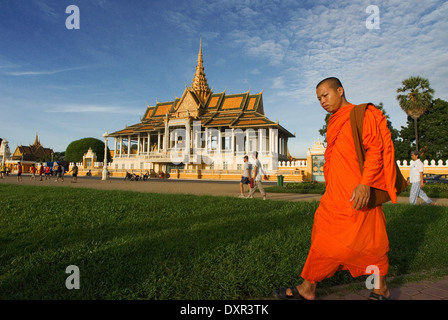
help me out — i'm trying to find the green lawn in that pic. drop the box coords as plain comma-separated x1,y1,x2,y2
266,181,448,198
1,184,447,300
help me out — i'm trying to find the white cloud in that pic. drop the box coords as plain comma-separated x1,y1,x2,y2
272,76,285,90
51,105,141,115
6,66,89,76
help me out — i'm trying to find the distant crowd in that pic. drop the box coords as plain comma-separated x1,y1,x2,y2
1,162,78,183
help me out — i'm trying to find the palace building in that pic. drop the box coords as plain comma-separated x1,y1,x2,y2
11,134,53,163
108,41,294,178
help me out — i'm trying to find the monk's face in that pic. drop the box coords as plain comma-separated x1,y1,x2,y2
316,82,345,114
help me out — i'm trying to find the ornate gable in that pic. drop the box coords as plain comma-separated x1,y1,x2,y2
175,89,201,119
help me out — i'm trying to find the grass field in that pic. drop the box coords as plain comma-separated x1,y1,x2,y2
1,183,447,300
265,181,448,198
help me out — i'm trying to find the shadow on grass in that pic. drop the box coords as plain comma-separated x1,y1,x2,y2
0,186,317,299
2,184,447,300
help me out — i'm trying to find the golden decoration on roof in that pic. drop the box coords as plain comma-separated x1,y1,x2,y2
189,38,211,105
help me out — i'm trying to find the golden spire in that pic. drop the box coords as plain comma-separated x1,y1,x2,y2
189,38,211,104
33,133,41,146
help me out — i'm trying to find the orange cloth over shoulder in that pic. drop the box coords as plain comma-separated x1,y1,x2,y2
301,104,394,283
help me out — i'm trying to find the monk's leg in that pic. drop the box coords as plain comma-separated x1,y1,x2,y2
286,280,317,300
372,275,389,298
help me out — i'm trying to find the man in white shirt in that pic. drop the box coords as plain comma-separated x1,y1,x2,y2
409,150,433,205
247,151,266,200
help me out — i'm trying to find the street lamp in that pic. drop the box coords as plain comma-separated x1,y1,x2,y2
102,131,109,181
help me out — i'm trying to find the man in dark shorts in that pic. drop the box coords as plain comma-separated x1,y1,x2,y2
71,163,78,183
17,162,22,182
239,156,252,198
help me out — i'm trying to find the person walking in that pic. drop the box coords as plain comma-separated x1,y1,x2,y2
17,162,22,182
70,163,78,183
30,164,36,181
55,164,63,182
274,77,398,300
39,164,44,181
239,156,252,198
45,165,51,180
1,163,6,179
409,150,433,205
247,151,266,200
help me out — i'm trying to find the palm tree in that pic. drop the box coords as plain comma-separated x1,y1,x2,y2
396,76,434,152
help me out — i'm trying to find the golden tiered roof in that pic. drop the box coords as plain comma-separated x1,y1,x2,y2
110,42,294,138
12,134,53,161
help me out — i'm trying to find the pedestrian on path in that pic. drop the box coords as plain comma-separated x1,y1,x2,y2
55,164,64,182
70,163,78,183
17,162,22,182
247,151,266,200
239,155,252,198
409,151,433,205
45,165,51,180
30,164,36,181
39,164,44,181
1,163,6,179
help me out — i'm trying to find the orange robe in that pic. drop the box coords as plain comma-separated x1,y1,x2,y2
301,104,395,283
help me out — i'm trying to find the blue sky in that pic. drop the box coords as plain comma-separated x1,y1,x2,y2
1,0,447,158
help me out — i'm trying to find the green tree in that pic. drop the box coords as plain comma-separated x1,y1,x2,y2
396,99,448,161
53,152,65,162
396,76,434,152
65,137,111,163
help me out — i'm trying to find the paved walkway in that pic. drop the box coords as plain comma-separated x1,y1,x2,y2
1,175,447,300
316,275,448,300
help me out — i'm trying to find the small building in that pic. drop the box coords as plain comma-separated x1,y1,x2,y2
9,134,53,172
83,148,97,169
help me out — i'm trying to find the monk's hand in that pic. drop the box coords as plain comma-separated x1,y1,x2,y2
350,184,371,210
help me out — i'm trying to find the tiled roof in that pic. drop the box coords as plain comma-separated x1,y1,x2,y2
109,89,293,137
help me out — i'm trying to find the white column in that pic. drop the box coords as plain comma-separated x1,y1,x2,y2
102,131,109,181
186,121,191,151
127,136,131,157
137,134,140,154
163,121,168,152
246,130,249,153
273,131,278,154
231,128,235,155
114,138,117,158
205,128,209,152
217,128,222,154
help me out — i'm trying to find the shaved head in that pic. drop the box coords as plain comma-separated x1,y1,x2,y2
316,77,345,97
316,77,349,113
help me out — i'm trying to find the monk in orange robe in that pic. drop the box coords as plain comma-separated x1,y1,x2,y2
274,77,396,300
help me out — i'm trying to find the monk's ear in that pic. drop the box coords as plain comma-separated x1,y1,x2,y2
337,86,344,97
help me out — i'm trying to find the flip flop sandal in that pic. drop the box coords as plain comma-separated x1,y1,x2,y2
273,286,307,300
368,292,391,300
